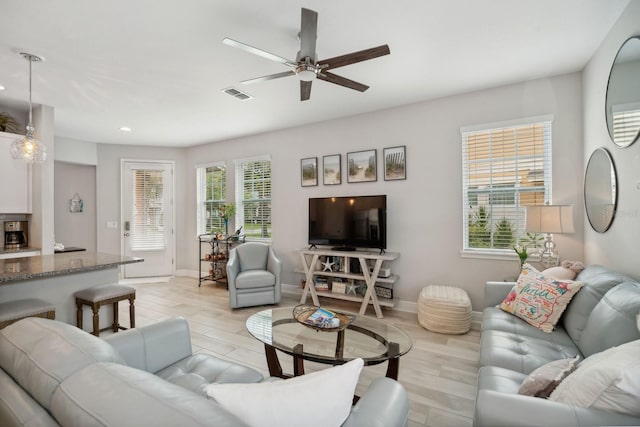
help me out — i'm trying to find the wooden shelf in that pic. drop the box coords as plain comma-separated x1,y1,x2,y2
293,268,398,284
314,289,396,308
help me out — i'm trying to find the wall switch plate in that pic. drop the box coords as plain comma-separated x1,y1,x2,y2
107,221,118,228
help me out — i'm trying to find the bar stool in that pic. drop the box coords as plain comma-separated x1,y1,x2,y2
74,284,136,336
0,298,56,329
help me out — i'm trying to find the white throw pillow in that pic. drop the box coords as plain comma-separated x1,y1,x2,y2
549,339,640,416
206,358,364,427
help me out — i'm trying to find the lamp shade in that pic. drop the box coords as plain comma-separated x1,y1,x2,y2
526,205,574,234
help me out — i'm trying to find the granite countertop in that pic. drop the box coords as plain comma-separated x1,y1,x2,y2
0,252,143,283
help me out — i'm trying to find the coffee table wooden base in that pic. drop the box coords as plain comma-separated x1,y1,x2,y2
263,341,401,381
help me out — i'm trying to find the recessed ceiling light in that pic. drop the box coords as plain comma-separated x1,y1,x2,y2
0,85,5,91
119,126,132,132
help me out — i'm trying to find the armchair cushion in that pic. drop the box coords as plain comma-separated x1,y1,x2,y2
235,270,276,289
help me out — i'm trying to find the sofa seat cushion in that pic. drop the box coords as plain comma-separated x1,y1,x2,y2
0,318,125,411
482,307,575,347
477,366,527,394
51,362,248,427
235,270,275,289
156,353,263,396
480,330,580,374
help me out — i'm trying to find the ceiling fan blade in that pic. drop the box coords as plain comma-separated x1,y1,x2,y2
318,72,369,92
299,8,318,60
300,80,312,101
318,45,390,70
222,38,296,67
241,71,296,85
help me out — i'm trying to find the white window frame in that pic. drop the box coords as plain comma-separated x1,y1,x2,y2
460,115,553,259
196,161,227,235
234,155,272,242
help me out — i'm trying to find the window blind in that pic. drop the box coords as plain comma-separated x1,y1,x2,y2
131,169,165,251
235,157,272,240
461,118,552,251
196,163,226,234
612,104,640,147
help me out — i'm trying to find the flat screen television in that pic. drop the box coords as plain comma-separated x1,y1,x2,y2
308,195,387,251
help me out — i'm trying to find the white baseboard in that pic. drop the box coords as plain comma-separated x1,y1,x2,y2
176,269,199,278
119,276,172,285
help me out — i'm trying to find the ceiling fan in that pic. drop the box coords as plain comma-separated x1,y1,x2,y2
222,8,390,101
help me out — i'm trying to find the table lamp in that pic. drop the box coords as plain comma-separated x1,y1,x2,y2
526,204,574,266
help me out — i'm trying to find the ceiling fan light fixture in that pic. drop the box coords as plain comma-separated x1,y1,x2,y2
297,69,316,81
10,52,47,164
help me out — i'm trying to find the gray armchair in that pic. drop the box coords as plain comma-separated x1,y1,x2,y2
226,242,282,308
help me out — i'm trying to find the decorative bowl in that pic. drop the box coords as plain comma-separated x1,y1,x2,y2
292,304,355,332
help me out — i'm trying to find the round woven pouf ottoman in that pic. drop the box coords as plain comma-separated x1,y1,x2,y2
417,285,472,334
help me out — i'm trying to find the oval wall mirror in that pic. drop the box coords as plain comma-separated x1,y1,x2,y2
605,36,640,148
584,147,617,233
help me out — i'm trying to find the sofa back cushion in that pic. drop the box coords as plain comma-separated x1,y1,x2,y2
236,242,269,271
562,265,634,344
51,362,247,427
577,282,640,357
0,318,124,411
0,368,60,427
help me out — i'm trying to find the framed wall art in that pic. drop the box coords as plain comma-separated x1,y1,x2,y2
323,154,341,185
383,145,406,181
347,149,377,183
301,157,318,187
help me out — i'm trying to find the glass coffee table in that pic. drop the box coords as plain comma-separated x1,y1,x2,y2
246,306,412,380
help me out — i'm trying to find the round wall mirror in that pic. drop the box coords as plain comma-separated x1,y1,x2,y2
605,36,640,148
584,148,617,233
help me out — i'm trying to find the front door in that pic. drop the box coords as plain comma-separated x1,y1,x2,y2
121,160,174,278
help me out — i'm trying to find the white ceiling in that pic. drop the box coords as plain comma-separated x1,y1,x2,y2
0,0,630,148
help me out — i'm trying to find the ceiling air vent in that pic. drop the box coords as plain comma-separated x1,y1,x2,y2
222,87,253,101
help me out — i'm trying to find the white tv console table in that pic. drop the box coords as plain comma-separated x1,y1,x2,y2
298,248,399,318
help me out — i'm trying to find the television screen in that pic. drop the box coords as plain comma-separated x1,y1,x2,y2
308,195,387,250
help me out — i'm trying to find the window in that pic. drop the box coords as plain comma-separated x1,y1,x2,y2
132,169,165,250
235,156,272,240
461,116,552,252
196,162,227,234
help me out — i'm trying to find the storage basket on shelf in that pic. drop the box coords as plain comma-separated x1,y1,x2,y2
417,285,472,334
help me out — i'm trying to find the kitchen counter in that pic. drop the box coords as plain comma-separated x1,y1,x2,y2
0,252,142,283
0,252,144,327
0,246,40,255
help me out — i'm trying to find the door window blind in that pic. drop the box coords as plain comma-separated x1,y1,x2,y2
235,157,272,240
131,169,165,251
461,117,552,251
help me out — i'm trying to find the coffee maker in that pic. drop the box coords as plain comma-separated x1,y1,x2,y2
4,221,28,249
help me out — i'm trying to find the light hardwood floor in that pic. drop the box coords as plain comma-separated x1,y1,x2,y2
121,277,480,427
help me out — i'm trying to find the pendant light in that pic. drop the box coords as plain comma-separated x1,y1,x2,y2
10,53,47,163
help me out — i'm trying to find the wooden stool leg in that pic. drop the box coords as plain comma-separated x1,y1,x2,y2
92,303,100,336
129,295,135,329
76,301,83,329
112,301,119,332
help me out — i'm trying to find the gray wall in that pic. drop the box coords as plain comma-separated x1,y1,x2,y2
582,1,640,277
54,161,97,251
184,72,585,310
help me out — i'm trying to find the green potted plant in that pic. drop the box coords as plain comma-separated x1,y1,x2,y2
0,113,22,134
218,203,236,236
513,245,528,268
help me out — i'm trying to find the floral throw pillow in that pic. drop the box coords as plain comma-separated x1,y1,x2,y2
499,264,584,332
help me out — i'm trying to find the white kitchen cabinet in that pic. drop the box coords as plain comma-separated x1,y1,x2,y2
0,131,32,213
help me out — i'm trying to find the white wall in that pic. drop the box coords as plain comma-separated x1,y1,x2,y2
95,144,187,262
582,1,640,277
54,136,97,165
30,105,55,254
185,72,584,310
54,161,97,251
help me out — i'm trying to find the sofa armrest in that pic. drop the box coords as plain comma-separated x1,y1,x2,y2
485,281,516,308
103,317,192,374
267,246,282,285
475,389,640,427
342,377,409,427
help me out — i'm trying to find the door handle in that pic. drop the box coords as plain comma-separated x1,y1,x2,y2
124,232,130,237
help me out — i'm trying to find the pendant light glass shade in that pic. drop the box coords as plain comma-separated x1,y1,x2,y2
10,53,47,164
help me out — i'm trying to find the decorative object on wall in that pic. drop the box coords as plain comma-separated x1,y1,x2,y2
10,52,47,164
301,157,318,187
0,113,21,134
383,145,406,181
347,149,377,183
69,193,84,213
526,204,574,267
584,147,618,233
322,154,341,185
605,36,640,148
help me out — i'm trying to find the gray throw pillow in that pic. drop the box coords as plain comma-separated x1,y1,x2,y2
518,355,580,398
